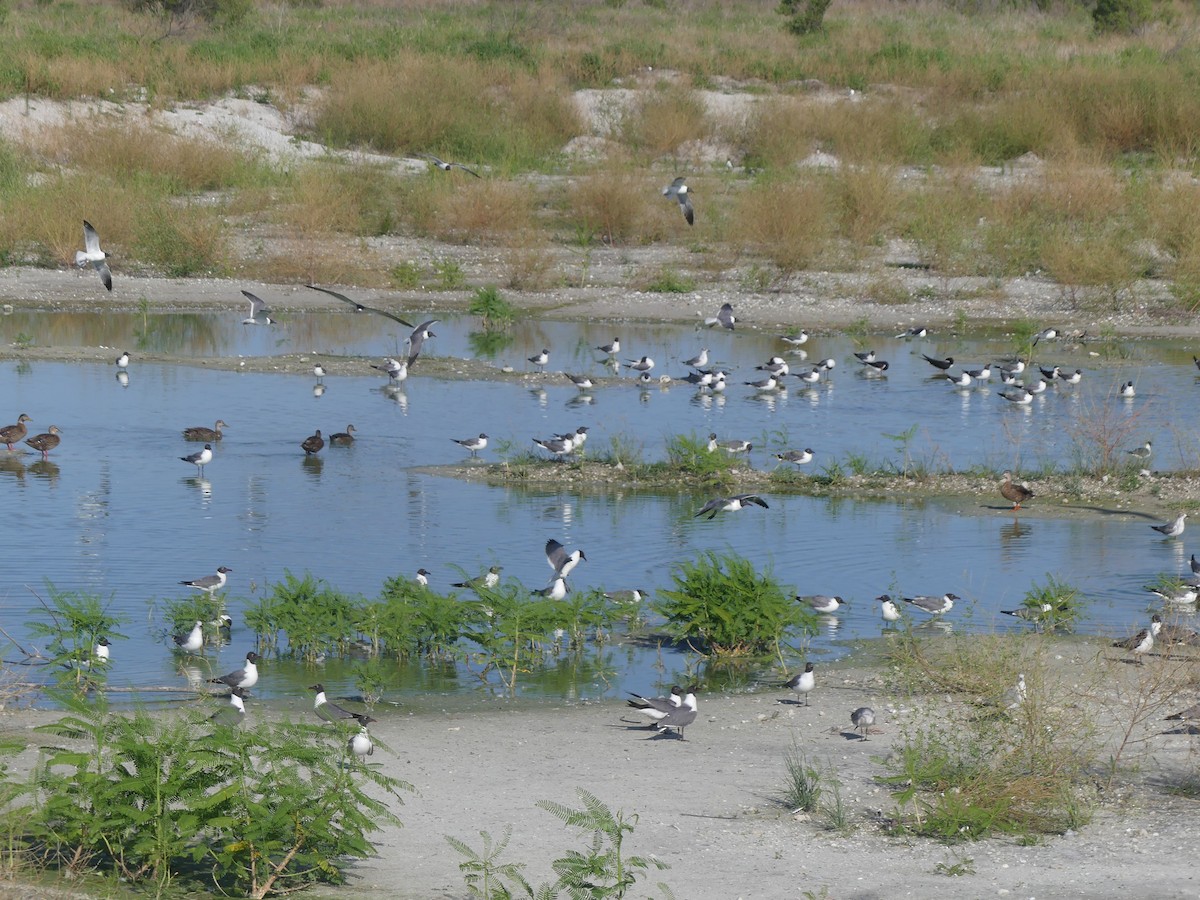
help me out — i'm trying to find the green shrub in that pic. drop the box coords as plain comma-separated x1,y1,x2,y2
655,551,814,657
1093,0,1153,34
469,284,516,328
26,585,125,693
778,0,833,36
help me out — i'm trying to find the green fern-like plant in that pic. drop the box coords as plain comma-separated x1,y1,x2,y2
445,826,533,899
25,584,125,693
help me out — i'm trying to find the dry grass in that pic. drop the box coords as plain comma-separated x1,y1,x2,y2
618,84,711,161
833,164,900,249
567,165,660,245
730,177,832,273
425,179,539,245
272,162,403,238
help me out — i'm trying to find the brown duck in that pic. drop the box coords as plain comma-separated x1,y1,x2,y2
0,414,32,450
1000,471,1034,510
25,425,61,460
329,424,356,446
301,429,324,456
183,419,228,441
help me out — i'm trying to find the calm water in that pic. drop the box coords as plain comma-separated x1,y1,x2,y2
1,309,1198,707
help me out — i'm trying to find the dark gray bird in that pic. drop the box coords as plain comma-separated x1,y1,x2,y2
406,319,438,368
921,354,954,370
422,153,481,177
850,706,875,741
240,290,274,325
695,494,768,520
76,220,112,291
662,176,694,225
306,284,413,327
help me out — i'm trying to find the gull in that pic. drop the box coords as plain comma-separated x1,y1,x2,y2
850,707,875,741
998,369,1020,386
757,356,789,377
798,595,847,614
452,433,489,457
559,426,589,449
780,331,809,347
528,349,550,372
1001,603,1054,623
210,687,247,726
1026,379,1047,395
329,425,356,446
406,319,438,368
533,576,568,601
422,153,481,177
25,426,62,461
1058,368,1083,385
694,493,768,519
183,420,228,441
1120,380,1136,398
1191,553,1200,577
1000,471,1034,510
782,663,815,706
94,637,111,664
1032,327,1058,345
566,373,595,390
817,357,836,373
240,290,274,325
877,594,902,625
179,566,232,596
533,435,574,459
946,371,973,388
301,430,324,456
208,652,260,691
655,688,699,739
854,349,876,363
624,356,655,375
76,220,112,291
1127,440,1152,462
371,357,408,382
859,358,889,375
999,388,1033,405
964,362,992,382
1038,364,1061,380
349,724,375,759
415,568,431,586
546,538,587,577
707,433,752,454
902,593,959,615
1166,699,1200,722
626,685,683,724
604,588,650,604
1004,673,1028,709
775,448,814,466
744,374,777,392
662,176,694,225
704,302,735,330
313,363,325,383
172,621,204,653
309,684,372,724
794,367,823,385
1151,513,1187,538
895,326,927,338
180,443,213,475
682,348,709,368
305,284,413,327
1,413,32,450
451,565,502,591
1147,584,1199,605
596,338,620,356
1113,615,1161,664
115,351,130,369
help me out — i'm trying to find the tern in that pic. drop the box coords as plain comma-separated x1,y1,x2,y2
662,176,694,225
180,443,213,475
704,302,735,330
782,663,815,705
179,566,232,596
305,284,414,327
850,706,875,741
76,220,112,291
546,538,587,577
422,153,481,177
208,652,260,691
694,493,769,519
452,433,489,457
240,290,274,325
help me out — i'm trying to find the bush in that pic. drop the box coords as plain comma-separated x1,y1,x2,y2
778,0,833,36
1093,0,1153,34
655,551,814,657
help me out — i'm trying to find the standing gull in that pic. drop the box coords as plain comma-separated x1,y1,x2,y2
372,357,408,383
349,724,376,759
180,443,213,475
626,685,683,725
240,290,274,325
877,594,902,626
179,566,232,596
1151,513,1187,538
208,652,260,692
115,351,130,369
172,620,204,653
782,663,816,706
309,683,372,724
1113,615,1161,665
452,433,489,457
76,220,112,291
662,176,694,225
528,349,550,373
850,707,875,741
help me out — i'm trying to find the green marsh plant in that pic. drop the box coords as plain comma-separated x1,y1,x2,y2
26,584,124,693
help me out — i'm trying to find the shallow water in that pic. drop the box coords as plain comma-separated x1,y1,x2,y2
1,312,1197,707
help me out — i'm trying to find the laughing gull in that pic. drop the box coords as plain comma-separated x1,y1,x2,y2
372,357,409,382
775,449,814,466
180,566,231,596
999,388,1033,404
922,354,954,370
1025,378,1047,394
114,351,130,369
604,588,650,604
209,652,260,691
780,331,809,347
859,358,889,375
626,685,683,724
546,538,587,577
946,371,973,388
850,706,875,741
1119,380,1136,398
183,420,228,441
964,362,992,382
902,593,959,615
662,176,694,225
76,220,112,291
1147,584,1199,605
877,594,902,625
210,687,247,726
1127,440,1152,462
349,724,376,759
596,338,620,356
406,320,438,368
895,326,928,338
240,290,274,325
1032,327,1058,345
794,367,823,385
528,349,550,372
655,688,698,738
1166,699,1200,722
451,565,502,591
0,413,31,450
25,426,61,460
566,373,595,390
452,433,489,457
422,153,481,177
744,374,778,391
415,568,431,586
682,348,709,368
172,620,204,653
329,425,356,446
533,435,574,459
560,426,588,449
313,363,325,383
853,349,876,363
757,356,789,377
1000,471,1034,510
707,433,750,454
704,302,735,330
301,430,325,456
534,576,568,601
782,663,815,705
799,595,847,614
624,356,655,375
309,683,372,724
1058,368,1083,385
94,637,111,664
694,493,768,519
305,284,414,327
1151,513,1187,538
1113,615,1161,664
1038,364,1061,380
180,443,213,475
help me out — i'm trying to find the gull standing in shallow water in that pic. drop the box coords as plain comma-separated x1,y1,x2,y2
172,621,204,653
208,652,260,692
76,220,112,291
452,433,488,457
180,566,232,596
902,593,959,615
180,443,213,475
1150,513,1187,538
877,594,902,626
